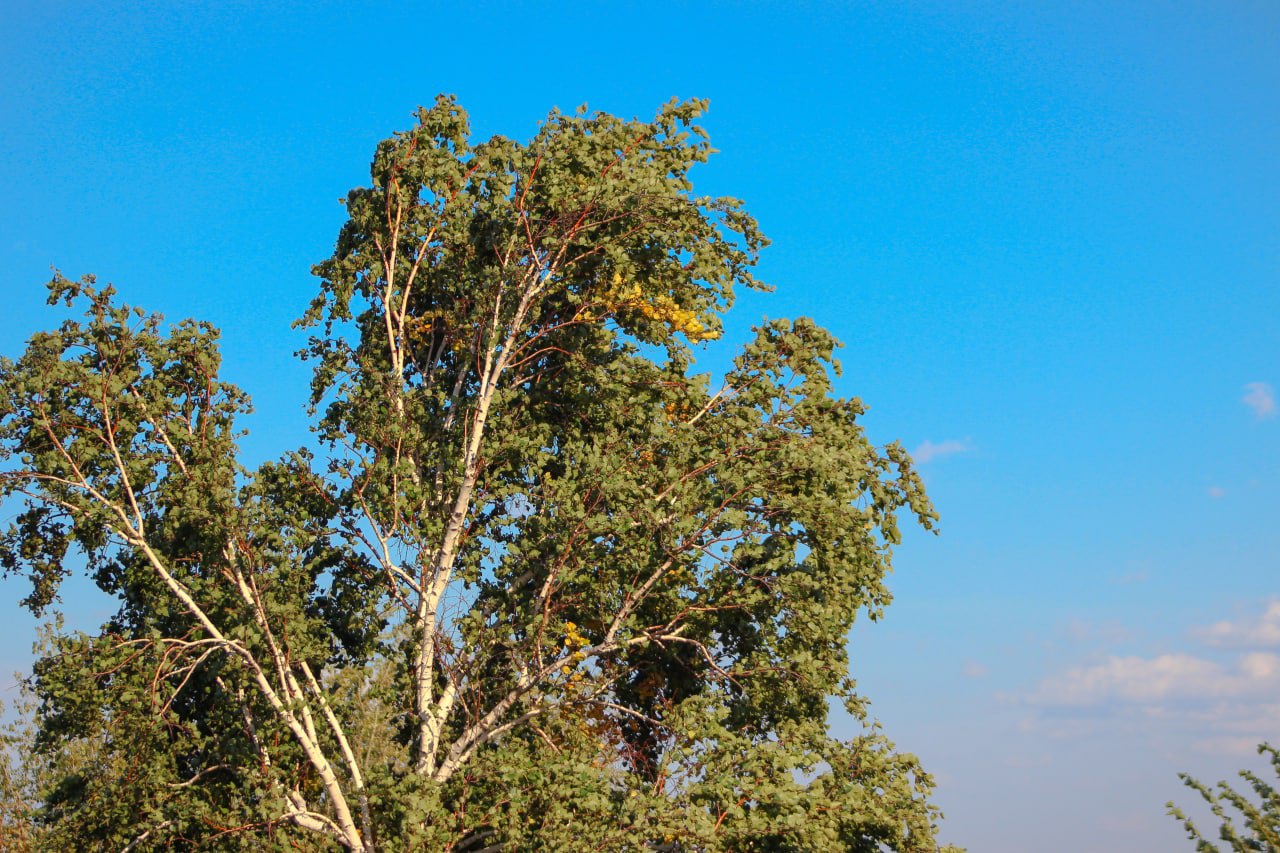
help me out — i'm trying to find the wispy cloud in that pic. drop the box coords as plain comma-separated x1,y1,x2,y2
1020,601,1280,751
963,661,989,679
1020,697,1280,756
1107,560,1153,587
1190,735,1271,757
1029,652,1280,707
1060,617,1134,645
1208,486,1226,499
1195,600,1280,649
912,438,971,464
1186,702,1280,754
1242,382,1276,420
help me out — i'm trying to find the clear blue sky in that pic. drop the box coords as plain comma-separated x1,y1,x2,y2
2,2,1277,849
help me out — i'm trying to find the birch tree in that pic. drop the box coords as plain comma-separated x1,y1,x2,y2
0,97,955,851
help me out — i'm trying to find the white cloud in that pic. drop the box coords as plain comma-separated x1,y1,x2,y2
963,661,989,679
1195,600,1280,648
1029,652,1280,707
1019,602,1280,752
912,438,971,464
1242,382,1276,420
1208,486,1226,499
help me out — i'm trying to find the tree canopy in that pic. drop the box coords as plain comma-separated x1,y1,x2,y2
0,96,953,851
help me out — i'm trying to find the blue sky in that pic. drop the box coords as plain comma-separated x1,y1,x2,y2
2,2,1277,849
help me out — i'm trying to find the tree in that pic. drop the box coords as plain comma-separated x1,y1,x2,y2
1168,743,1280,852
0,96,953,851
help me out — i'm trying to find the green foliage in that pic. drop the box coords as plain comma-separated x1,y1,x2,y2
1169,744,1280,852
0,96,954,850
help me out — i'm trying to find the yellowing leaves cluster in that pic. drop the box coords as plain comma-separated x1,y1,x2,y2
598,271,719,342
562,621,589,649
